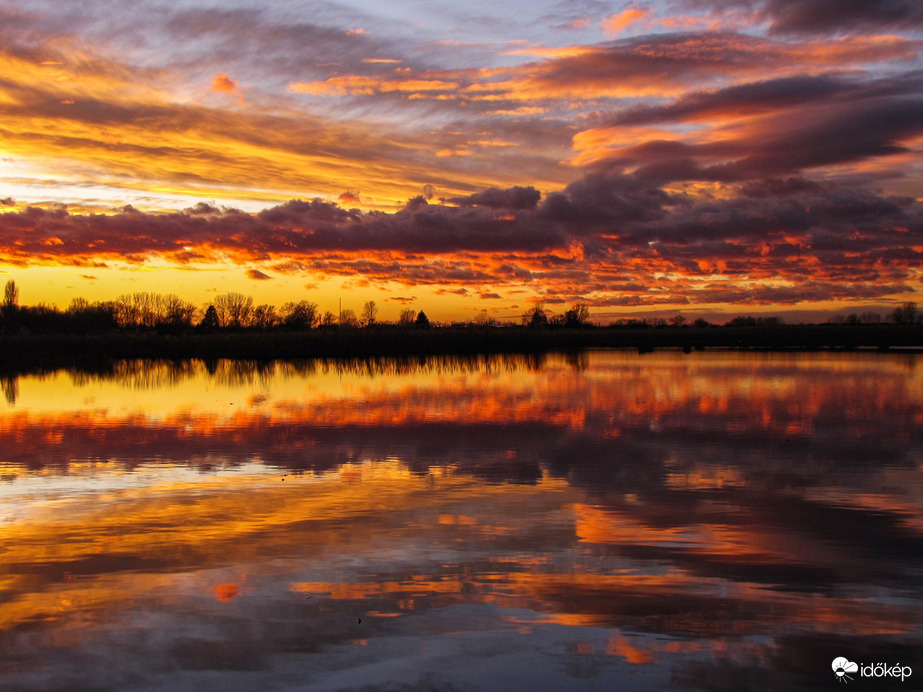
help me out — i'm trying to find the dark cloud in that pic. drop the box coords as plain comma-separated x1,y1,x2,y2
3,165,920,309
603,74,853,126
447,186,541,209
590,72,923,184
488,31,918,102
688,0,923,34
539,168,678,230
247,269,272,280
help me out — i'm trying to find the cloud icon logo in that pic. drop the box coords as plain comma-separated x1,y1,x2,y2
832,657,859,683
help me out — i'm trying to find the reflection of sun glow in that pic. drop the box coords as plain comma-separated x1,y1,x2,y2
0,351,921,687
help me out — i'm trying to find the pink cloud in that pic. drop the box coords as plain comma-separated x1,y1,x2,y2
211,73,244,103
601,8,650,35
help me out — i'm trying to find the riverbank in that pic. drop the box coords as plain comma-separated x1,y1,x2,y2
1,324,921,372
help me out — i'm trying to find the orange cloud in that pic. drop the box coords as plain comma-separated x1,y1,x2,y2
288,75,458,96
211,73,244,103
601,8,650,35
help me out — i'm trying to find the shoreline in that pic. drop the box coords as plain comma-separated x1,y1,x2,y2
1,324,922,372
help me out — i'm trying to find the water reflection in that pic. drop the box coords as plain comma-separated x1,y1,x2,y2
0,351,921,691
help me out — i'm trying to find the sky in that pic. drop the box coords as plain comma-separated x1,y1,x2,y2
1,0,922,322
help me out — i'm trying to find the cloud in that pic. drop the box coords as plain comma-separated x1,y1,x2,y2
578,71,923,184
2,1,921,312
601,8,651,35
1,166,920,309
684,0,923,34
211,73,244,103
247,269,272,280
0,37,568,212
447,186,541,209
288,75,459,96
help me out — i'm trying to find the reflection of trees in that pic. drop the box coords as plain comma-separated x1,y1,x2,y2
321,353,548,378
564,351,589,371
6,352,560,392
69,360,199,390
1,375,16,405
53,353,551,391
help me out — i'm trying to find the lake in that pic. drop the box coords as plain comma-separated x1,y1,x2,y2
1,351,921,691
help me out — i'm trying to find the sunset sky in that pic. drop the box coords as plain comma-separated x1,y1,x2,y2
1,0,922,322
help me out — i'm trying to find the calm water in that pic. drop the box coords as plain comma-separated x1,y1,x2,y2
1,351,921,691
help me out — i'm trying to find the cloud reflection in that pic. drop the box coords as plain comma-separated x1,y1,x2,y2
0,351,921,689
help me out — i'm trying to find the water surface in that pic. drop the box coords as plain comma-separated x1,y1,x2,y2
1,351,921,691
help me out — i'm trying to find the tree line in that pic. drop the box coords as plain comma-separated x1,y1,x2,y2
1,279,920,336
0,280,440,334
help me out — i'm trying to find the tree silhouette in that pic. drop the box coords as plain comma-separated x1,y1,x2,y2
398,309,416,327
213,292,254,328
564,304,590,328
892,302,919,325
338,308,359,327
281,301,318,329
252,304,279,330
320,310,337,327
475,310,497,327
1,375,16,405
199,305,219,331
415,310,430,328
2,279,19,332
163,295,196,327
362,300,378,326
522,303,548,328
4,279,19,312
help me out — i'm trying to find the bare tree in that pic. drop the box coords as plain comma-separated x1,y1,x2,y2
475,310,497,327
213,292,254,328
361,300,378,326
3,279,18,312
67,297,91,314
892,301,919,325
338,308,359,327
522,303,548,328
163,294,197,327
114,292,166,328
252,304,279,330
114,294,140,327
320,310,337,327
398,309,416,327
